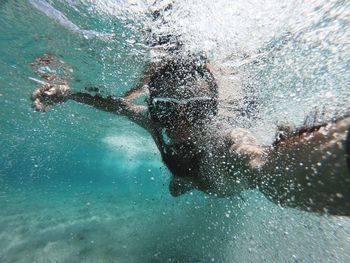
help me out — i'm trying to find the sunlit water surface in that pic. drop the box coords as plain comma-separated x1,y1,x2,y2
0,0,350,262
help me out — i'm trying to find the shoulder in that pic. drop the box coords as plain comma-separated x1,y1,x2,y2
225,127,267,169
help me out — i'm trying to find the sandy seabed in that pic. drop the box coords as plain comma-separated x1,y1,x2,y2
1,181,350,263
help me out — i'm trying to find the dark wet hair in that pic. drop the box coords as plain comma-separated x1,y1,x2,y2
148,55,218,125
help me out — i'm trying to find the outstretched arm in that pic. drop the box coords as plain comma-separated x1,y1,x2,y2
258,116,350,215
70,92,147,125
31,82,149,128
29,53,163,129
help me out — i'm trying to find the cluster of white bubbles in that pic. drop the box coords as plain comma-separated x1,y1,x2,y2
53,0,349,143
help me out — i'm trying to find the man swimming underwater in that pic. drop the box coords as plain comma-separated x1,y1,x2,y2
30,50,350,216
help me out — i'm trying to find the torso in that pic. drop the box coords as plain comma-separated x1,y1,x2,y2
145,55,254,196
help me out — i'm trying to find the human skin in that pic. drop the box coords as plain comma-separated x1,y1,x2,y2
30,53,350,216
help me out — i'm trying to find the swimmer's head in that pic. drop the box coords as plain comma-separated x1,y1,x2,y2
148,56,218,128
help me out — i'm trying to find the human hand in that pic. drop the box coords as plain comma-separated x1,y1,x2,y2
31,83,71,111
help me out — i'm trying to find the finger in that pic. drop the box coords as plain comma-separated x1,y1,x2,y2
44,87,58,96
31,84,52,100
33,98,46,112
31,89,42,100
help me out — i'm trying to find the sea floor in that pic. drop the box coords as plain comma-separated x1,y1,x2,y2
1,180,350,262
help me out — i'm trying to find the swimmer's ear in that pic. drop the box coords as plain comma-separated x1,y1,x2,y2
169,177,194,197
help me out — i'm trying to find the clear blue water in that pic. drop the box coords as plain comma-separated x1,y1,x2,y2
1,1,350,262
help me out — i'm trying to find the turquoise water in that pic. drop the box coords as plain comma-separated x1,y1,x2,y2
1,1,350,262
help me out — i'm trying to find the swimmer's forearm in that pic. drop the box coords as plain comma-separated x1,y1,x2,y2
69,92,148,127
69,92,129,114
